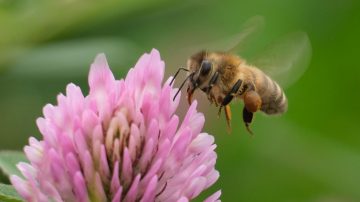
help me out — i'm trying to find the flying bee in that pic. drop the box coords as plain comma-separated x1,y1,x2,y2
186,51,288,134
170,17,311,134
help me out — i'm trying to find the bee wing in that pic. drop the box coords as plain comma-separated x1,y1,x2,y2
225,15,265,54
249,32,312,88
182,16,265,54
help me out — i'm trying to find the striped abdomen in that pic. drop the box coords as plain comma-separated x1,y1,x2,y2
253,69,288,115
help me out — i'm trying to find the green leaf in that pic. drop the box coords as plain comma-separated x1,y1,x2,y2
0,151,27,178
0,183,23,202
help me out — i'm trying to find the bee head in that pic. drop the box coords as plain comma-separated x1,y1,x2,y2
189,59,213,87
172,51,215,104
186,51,214,104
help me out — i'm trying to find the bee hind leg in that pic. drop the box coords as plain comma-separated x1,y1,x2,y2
242,107,254,135
242,90,262,135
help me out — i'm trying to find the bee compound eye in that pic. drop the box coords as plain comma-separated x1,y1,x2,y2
200,60,212,76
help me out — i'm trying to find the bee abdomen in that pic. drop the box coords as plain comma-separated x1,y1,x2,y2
258,75,288,115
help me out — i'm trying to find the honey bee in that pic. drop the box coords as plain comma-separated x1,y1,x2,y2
171,17,311,134
185,51,288,134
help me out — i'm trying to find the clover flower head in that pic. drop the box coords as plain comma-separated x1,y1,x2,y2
10,49,220,202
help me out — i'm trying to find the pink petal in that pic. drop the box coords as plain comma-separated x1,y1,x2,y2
94,172,107,201
41,181,63,202
141,158,162,187
140,175,158,202
123,174,141,202
204,190,222,202
65,152,80,177
73,131,88,157
183,177,207,199
177,196,189,202
171,127,192,161
24,145,42,167
48,149,65,183
205,170,220,188
160,115,179,143
99,145,110,183
121,148,133,185
190,133,215,153
145,119,159,143
188,112,205,139
180,101,198,130
81,109,99,135
65,83,84,116
42,104,55,120
36,117,56,146
28,137,42,150
128,124,141,161
73,172,90,202
111,161,120,196
17,163,35,180
138,138,154,173
111,187,123,202
88,53,115,90
88,53,115,122
82,150,95,182
10,175,32,200
154,138,171,163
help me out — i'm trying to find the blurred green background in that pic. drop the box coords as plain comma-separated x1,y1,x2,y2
1,0,359,201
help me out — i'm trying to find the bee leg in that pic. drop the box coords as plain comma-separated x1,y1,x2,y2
224,105,232,133
243,90,262,113
208,97,214,105
209,94,218,106
242,107,254,135
206,72,219,94
242,89,261,135
217,105,223,118
214,99,219,107
169,67,189,86
206,72,219,105
218,79,243,125
207,92,214,105
222,79,243,106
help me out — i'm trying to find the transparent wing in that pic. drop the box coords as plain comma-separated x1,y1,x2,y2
166,15,266,80
182,15,265,54
249,32,312,88
225,15,265,53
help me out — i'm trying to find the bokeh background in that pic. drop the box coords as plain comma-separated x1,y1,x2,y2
1,0,359,201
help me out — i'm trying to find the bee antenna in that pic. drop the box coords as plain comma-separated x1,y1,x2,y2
173,72,194,101
169,67,189,86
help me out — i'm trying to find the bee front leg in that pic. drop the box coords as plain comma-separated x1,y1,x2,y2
169,67,189,85
206,71,219,94
242,90,262,134
209,94,218,106
205,72,220,104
